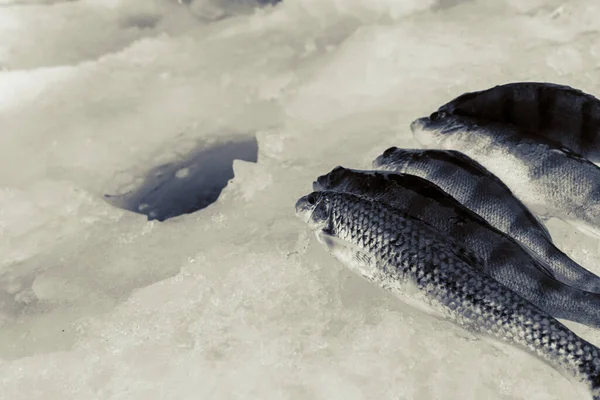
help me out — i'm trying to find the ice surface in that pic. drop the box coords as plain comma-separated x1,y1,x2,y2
1,0,600,399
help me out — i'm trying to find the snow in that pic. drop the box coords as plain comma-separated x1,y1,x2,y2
1,0,600,399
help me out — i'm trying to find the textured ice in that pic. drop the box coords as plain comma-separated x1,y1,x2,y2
1,0,600,399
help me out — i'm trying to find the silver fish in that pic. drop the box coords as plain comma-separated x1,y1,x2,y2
373,147,600,294
296,190,600,399
437,82,600,163
411,112,600,242
313,166,600,328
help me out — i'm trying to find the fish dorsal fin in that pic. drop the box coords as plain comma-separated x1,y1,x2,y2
552,145,586,161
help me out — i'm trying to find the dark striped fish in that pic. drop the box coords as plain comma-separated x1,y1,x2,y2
313,166,600,328
411,112,600,246
296,190,600,399
437,82,600,163
372,147,600,294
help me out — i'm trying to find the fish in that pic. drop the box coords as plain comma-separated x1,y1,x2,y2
411,112,600,243
295,190,600,399
372,147,600,294
436,82,600,163
313,166,600,328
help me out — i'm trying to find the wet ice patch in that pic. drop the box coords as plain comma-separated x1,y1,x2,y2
188,0,281,20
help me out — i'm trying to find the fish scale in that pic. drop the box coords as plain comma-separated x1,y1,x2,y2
313,166,600,328
374,148,552,242
411,114,600,238
296,191,600,399
374,147,600,294
436,82,600,162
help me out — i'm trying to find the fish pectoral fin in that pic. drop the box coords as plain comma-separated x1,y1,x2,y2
317,230,351,254
352,249,373,267
452,245,486,271
317,231,376,275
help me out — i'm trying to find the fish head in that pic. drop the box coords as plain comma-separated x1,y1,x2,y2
372,146,417,172
436,89,485,117
314,167,404,203
313,166,352,191
313,166,379,192
297,191,379,280
410,111,474,149
295,191,331,231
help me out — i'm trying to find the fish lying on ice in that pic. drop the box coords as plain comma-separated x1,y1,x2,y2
436,82,600,163
313,166,600,328
372,146,600,294
295,190,600,399
411,112,600,243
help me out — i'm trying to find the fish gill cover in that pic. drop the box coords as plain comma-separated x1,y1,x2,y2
1,0,600,399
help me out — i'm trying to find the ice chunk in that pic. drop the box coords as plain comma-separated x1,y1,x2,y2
0,0,197,69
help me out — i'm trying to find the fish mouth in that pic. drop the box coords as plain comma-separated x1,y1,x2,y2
410,117,429,133
372,146,398,168
373,147,415,170
313,166,347,191
295,193,318,224
372,154,385,168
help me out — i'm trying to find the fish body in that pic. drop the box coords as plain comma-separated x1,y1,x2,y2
295,190,600,399
373,147,552,241
411,113,600,239
313,166,600,327
372,147,600,293
437,82,600,162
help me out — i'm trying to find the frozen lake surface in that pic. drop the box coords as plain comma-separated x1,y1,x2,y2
1,0,600,399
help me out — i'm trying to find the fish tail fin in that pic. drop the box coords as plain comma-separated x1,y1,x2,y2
536,243,600,294
589,370,600,400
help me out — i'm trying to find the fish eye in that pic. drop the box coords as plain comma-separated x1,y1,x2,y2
429,111,447,121
307,193,317,205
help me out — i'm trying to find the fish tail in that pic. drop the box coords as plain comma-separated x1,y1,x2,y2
580,292,600,329
544,286,600,329
565,266,600,295
585,357,600,400
591,378,600,400
542,244,600,294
